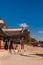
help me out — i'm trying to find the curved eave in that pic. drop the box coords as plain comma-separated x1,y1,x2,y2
0,28,7,37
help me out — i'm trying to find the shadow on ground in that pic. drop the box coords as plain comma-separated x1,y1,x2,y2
20,53,43,57
31,53,43,57
20,54,32,57
35,53,43,57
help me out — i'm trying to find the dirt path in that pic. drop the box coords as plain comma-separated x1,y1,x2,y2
0,54,43,65
0,46,43,65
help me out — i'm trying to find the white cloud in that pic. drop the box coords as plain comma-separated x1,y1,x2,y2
32,35,36,37
19,23,28,28
31,35,37,38
38,31,43,34
39,38,43,41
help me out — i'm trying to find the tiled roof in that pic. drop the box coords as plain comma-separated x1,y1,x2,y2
2,28,24,36
4,31,23,36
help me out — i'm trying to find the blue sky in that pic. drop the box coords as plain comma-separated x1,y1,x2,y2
0,0,43,41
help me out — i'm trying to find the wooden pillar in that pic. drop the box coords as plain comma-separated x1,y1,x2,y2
20,37,24,49
0,40,1,49
8,40,10,49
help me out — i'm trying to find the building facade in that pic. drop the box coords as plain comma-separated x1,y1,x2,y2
0,19,30,49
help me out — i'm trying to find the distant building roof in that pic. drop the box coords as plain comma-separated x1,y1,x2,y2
0,20,4,24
